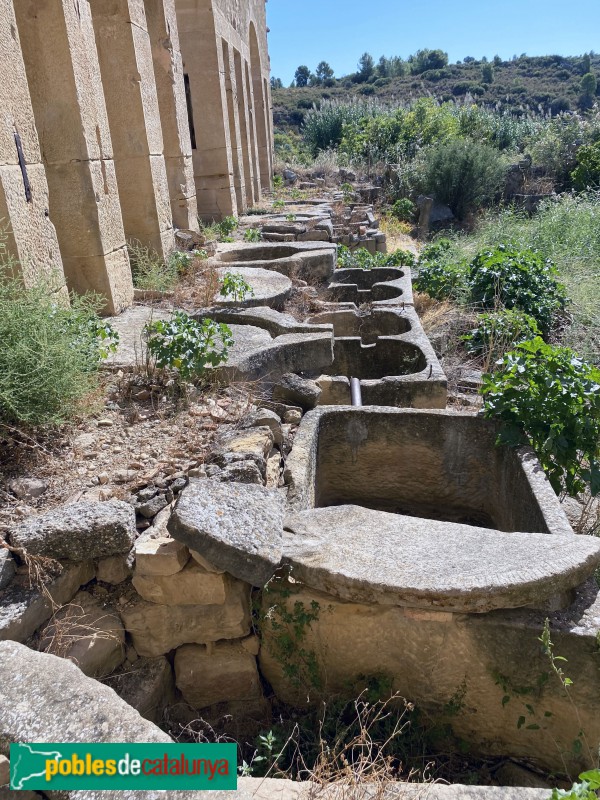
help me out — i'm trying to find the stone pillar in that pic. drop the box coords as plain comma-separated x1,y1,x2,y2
244,60,262,204
91,0,175,257
249,22,271,192
235,50,257,207
0,0,65,294
222,40,246,215
175,0,236,221
13,0,133,314
144,0,199,231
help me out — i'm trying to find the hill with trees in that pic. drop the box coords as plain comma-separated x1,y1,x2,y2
272,50,600,131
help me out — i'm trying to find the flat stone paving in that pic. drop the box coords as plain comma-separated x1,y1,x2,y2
283,505,600,613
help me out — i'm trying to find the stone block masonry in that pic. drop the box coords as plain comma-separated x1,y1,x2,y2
3,0,273,312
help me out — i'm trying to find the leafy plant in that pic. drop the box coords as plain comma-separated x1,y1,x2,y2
219,272,255,304
414,239,467,300
463,309,541,359
243,227,262,242
273,174,284,189
571,141,600,191
390,198,416,222
144,312,233,380
552,770,600,800
0,267,118,426
218,215,238,238
285,213,297,222
340,182,355,203
468,245,567,333
273,199,286,210
481,337,600,496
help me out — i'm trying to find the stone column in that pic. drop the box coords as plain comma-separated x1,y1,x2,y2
144,0,199,231
222,40,246,215
244,60,262,204
0,0,66,295
234,50,257,207
249,23,271,191
174,0,236,221
91,0,175,257
13,0,133,314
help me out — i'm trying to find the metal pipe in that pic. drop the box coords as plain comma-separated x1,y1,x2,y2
350,377,363,407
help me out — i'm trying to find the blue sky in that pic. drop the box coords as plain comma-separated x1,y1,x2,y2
266,0,600,85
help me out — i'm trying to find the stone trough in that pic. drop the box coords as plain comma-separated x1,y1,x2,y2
307,307,447,408
214,266,292,310
211,241,337,281
327,266,414,305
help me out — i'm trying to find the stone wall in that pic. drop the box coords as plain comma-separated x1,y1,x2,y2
2,0,273,311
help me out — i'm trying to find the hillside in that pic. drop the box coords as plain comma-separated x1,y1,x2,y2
273,53,600,132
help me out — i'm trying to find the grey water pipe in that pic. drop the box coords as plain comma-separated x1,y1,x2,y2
350,377,363,407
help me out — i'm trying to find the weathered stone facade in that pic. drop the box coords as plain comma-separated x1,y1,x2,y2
1,0,272,312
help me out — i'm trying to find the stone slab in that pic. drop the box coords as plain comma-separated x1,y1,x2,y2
9,501,136,561
169,479,286,586
132,560,229,606
283,505,600,613
0,561,95,642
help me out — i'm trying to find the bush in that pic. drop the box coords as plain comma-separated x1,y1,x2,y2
0,269,118,426
571,141,600,190
390,198,416,222
481,338,600,496
468,245,567,333
421,139,505,220
462,309,541,359
414,239,467,299
144,312,233,380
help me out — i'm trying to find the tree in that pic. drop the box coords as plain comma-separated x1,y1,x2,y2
410,49,449,74
581,71,598,97
315,61,334,85
270,77,283,90
582,53,592,75
377,56,389,78
481,63,494,84
463,56,475,63
357,52,375,82
294,65,311,88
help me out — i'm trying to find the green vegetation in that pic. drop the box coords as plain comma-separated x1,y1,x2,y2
468,245,567,333
552,770,600,800
129,242,205,292
421,139,505,219
481,338,600,496
219,272,254,304
144,312,232,380
463,309,540,359
0,266,118,427
337,245,415,270
243,227,262,242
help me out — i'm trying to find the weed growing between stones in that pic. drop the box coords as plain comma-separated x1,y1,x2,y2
256,567,324,693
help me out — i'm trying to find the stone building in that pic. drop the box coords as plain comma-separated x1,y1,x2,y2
0,0,273,314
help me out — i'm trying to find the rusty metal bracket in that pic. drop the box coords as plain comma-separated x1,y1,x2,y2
14,130,32,203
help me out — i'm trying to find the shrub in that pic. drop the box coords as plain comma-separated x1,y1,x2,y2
414,240,467,300
462,309,541,359
421,139,505,220
468,245,567,333
144,312,232,380
571,141,600,190
481,337,600,496
0,269,118,426
390,198,416,222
